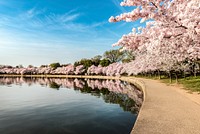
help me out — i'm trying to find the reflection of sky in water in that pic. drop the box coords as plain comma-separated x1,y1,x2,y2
0,78,142,134
0,85,89,110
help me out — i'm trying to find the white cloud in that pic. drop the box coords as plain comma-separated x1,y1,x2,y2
58,13,80,23
90,21,107,28
0,7,109,34
42,12,80,26
23,7,46,19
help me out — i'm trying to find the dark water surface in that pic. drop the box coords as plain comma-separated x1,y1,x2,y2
0,77,143,134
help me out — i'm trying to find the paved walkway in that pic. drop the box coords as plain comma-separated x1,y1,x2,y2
129,78,200,134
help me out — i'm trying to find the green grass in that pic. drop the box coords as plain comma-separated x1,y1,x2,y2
160,76,200,92
178,76,200,92
136,75,200,92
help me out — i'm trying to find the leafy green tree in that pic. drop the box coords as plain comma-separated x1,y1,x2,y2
100,59,111,67
91,55,102,66
103,49,125,63
49,62,61,69
60,64,70,67
83,59,93,68
74,61,80,67
40,65,48,68
16,64,23,68
74,59,93,69
27,65,34,68
118,49,135,63
92,55,102,60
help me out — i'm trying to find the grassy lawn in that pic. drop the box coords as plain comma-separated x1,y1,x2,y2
160,76,200,92
178,76,200,92
136,75,200,92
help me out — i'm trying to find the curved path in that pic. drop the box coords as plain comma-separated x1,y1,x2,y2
128,77,200,134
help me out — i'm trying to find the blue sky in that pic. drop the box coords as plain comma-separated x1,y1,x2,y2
0,0,141,67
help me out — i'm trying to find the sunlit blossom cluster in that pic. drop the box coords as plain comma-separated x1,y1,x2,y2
0,65,84,75
109,0,200,74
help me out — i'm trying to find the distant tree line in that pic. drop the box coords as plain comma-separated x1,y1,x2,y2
74,49,135,69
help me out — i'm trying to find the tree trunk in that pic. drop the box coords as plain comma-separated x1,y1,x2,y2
183,71,186,79
175,72,178,83
193,62,198,77
154,71,157,78
158,70,161,80
194,71,197,77
169,71,172,83
194,66,197,77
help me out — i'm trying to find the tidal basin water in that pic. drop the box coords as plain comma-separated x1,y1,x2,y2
0,77,143,134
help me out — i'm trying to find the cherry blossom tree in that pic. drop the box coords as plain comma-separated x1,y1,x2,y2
108,0,200,79
74,65,85,75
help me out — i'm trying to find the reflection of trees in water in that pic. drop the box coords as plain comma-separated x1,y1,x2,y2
103,92,137,113
74,86,138,113
49,82,60,90
0,77,143,113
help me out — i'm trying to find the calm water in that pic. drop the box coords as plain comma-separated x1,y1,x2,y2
0,77,143,134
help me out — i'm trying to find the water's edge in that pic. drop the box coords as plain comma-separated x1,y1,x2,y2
0,74,146,133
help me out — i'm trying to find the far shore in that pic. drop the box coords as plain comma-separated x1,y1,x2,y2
0,74,145,96
0,74,120,79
